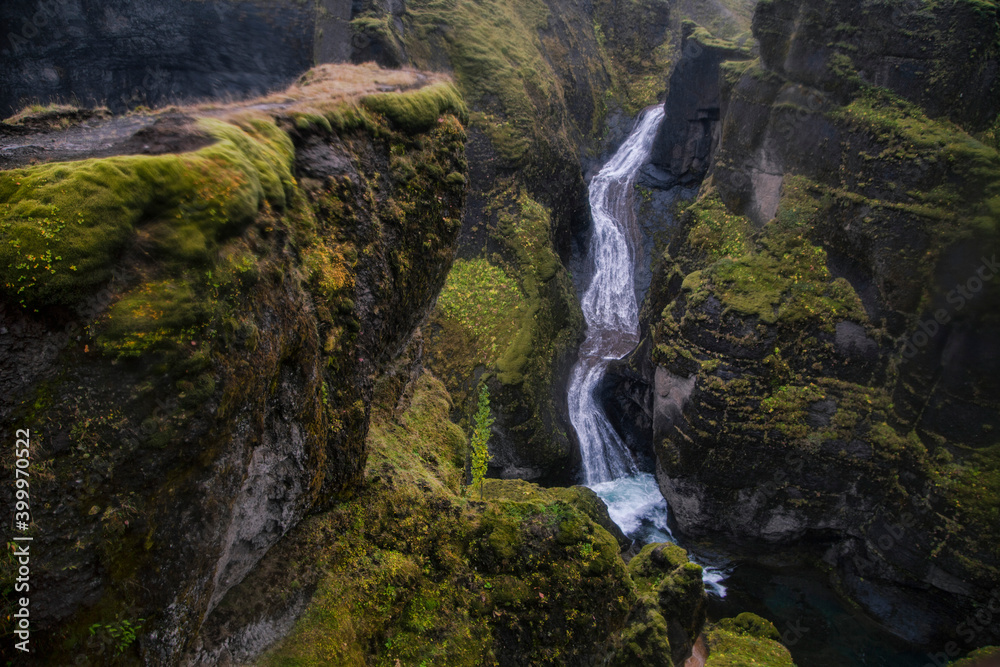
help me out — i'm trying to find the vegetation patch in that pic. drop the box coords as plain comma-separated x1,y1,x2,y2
834,87,1000,244
0,116,293,307
436,258,528,368
361,81,468,134
682,183,865,329
686,193,754,261
257,372,643,667
705,625,794,666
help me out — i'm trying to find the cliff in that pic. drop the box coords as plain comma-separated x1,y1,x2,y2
0,64,467,663
616,0,1000,648
0,0,362,118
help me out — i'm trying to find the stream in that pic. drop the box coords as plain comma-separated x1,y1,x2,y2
568,107,932,666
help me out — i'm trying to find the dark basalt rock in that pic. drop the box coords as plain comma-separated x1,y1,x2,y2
649,21,754,183
0,0,343,118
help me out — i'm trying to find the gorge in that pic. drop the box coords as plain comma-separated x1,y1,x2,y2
1,0,999,666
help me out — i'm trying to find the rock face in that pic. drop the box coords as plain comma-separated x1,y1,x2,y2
612,0,1000,649
0,70,467,663
649,21,753,183
0,0,364,118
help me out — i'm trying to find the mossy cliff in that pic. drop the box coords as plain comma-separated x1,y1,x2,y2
612,0,1000,650
0,65,467,663
189,368,712,666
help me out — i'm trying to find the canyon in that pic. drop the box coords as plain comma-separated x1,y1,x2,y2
1,0,999,665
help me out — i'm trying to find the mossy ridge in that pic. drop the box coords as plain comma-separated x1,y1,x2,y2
677,180,866,330
673,0,756,43
361,80,468,134
0,116,293,308
704,626,794,667
257,372,657,667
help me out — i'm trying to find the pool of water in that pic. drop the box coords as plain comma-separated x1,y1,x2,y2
588,472,934,667
707,560,931,667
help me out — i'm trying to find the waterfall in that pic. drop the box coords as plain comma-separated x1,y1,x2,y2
569,105,729,596
569,105,663,485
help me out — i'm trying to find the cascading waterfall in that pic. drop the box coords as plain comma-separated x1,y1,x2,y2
569,105,728,596
568,106,662,484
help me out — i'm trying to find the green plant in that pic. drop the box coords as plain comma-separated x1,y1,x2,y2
471,384,494,499
88,618,144,654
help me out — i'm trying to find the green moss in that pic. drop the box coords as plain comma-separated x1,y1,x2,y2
705,626,795,667
682,180,866,328
686,194,754,261
261,373,638,667
402,0,556,163
715,612,781,641
428,184,582,470
979,113,1000,152
687,23,754,53
436,258,529,368
610,604,673,667
291,111,333,134
628,542,691,593
494,192,564,385
361,81,468,134
949,646,1000,666
96,280,207,357
930,443,1000,561
833,87,1000,246
0,117,293,307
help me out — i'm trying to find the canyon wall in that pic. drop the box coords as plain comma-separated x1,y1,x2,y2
0,72,467,662
0,0,366,118
614,0,1000,647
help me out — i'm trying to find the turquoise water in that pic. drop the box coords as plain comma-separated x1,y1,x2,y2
588,474,933,666
706,560,931,667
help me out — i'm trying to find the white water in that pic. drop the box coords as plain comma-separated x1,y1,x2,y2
570,106,728,596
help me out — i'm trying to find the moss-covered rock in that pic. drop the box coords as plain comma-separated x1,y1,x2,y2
195,370,713,666
949,646,1000,666
613,0,1000,651
0,66,467,664
705,621,795,667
